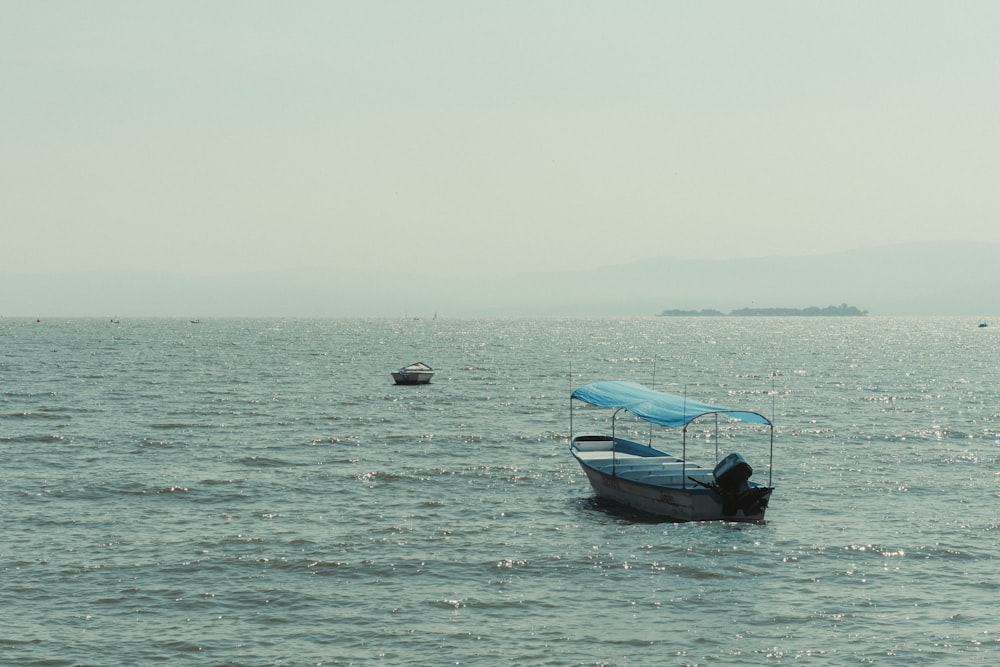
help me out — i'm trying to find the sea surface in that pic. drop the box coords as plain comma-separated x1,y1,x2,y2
1,316,998,666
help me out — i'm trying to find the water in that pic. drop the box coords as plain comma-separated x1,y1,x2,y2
1,316,997,666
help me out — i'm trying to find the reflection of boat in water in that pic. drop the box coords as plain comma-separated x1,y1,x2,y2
570,381,775,522
391,362,434,385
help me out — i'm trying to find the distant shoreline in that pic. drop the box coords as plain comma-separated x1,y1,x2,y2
659,304,868,317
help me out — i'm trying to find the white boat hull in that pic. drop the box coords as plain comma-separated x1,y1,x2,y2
392,362,434,385
392,371,433,385
577,461,770,522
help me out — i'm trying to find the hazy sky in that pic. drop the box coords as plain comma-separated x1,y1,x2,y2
4,1,1000,278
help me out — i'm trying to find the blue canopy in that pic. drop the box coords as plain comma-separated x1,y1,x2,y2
571,381,771,428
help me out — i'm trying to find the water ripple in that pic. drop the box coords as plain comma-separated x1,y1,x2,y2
2,316,999,665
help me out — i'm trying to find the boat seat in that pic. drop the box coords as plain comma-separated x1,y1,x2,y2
621,468,716,482
573,450,645,462
573,438,615,452
595,457,687,467
590,461,702,473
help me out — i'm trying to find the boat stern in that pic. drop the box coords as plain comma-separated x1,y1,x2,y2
713,453,771,518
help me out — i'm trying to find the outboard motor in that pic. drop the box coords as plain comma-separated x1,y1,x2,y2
713,453,769,517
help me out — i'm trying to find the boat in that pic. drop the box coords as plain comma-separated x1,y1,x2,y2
978,321,988,328
391,362,434,385
570,381,774,522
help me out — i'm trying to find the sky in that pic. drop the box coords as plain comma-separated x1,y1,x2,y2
4,1,1000,279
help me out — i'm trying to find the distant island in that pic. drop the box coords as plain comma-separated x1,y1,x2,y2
660,303,868,317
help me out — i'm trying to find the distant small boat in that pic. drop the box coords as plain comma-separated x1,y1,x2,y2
392,362,434,385
978,321,988,328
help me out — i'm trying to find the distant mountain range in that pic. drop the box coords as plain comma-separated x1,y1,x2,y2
2,241,998,317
